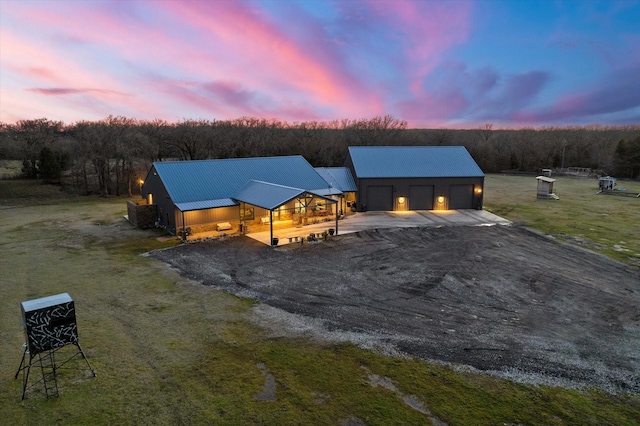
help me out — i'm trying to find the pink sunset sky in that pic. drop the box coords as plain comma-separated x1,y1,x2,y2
1,0,639,128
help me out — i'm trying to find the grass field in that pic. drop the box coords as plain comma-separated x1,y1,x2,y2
0,177,639,425
484,175,640,266
0,160,22,179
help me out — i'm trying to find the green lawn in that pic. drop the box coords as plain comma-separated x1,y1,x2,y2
0,160,22,179
484,174,640,266
0,179,639,425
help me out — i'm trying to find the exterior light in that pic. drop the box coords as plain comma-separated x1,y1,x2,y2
437,196,445,204
398,196,405,204
475,187,482,194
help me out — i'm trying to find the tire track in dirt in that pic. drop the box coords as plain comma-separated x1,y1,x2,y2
151,225,640,393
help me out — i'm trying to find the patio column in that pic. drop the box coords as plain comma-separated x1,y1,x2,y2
335,200,339,235
181,211,186,242
269,209,274,247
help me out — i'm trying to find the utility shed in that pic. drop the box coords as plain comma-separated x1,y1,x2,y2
344,146,484,211
598,176,617,191
536,176,558,199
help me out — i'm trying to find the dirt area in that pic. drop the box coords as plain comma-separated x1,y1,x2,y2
150,225,640,394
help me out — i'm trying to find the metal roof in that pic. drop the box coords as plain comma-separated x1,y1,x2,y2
536,176,556,183
175,198,237,212
314,167,358,192
233,180,306,210
233,180,338,210
152,155,333,204
309,187,343,197
347,146,484,178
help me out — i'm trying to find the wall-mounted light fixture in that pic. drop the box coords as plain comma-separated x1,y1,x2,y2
475,187,482,194
398,196,406,204
437,195,445,204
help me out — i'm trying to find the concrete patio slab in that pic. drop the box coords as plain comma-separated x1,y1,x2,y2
247,209,511,246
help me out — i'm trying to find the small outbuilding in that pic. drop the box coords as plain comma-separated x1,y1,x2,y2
536,176,558,199
598,176,617,191
344,146,484,211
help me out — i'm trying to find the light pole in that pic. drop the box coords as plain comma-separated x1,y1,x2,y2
138,179,144,193
561,140,567,170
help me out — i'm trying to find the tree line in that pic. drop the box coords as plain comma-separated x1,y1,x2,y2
1,116,638,196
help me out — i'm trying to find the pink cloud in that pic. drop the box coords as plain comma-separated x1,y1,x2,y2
161,1,376,117
27,88,129,97
3,1,378,122
4,1,429,123
365,0,472,94
0,11,167,122
10,0,635,128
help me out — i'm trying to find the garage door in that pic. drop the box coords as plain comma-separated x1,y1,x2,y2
449,185,474,209
409,185,434,210
366,185,393,211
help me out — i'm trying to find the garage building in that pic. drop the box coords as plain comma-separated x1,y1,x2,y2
344,146,484,211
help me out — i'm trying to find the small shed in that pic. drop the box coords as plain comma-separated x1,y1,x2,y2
536,176,558,199
598,176,617,191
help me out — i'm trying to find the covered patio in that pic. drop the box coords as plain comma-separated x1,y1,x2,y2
175,180,341,246
234,180,340,247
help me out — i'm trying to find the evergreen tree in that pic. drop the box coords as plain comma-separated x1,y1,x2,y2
38,146,62,183
614,136,640,179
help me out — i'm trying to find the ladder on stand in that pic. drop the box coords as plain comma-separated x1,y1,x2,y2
15,342,96,400
38,350,59,399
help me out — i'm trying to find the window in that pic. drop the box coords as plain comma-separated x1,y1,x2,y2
240,206,254,221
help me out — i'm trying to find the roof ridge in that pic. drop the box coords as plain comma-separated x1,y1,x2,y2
154,154,303,165
247,179,305,191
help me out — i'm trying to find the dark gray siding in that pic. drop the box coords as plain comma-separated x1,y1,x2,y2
409,185,434,210
366,185,393,211
354,177,483,212
142,166,177,232
449,184,474,209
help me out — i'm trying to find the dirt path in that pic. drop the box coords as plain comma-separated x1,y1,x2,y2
150,225,640,394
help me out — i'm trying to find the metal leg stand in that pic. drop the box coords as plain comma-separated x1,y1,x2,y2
14,344,32,400
15,342,96,400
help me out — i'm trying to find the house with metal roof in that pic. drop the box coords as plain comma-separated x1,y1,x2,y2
314,167,358,214
344,146,484,211
136,156,341,244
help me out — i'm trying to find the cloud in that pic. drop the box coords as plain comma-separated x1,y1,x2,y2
1,0,472,125
201,81,255,111
513,64,640,124
0,16,163,122
482,71,550,116
27,88,129,97
396,59,551,127
162,0,386,119
2,0,638,127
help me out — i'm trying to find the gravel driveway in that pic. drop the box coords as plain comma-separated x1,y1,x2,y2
150,224,640,394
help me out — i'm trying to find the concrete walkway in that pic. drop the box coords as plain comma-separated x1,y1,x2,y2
247,209,511,246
